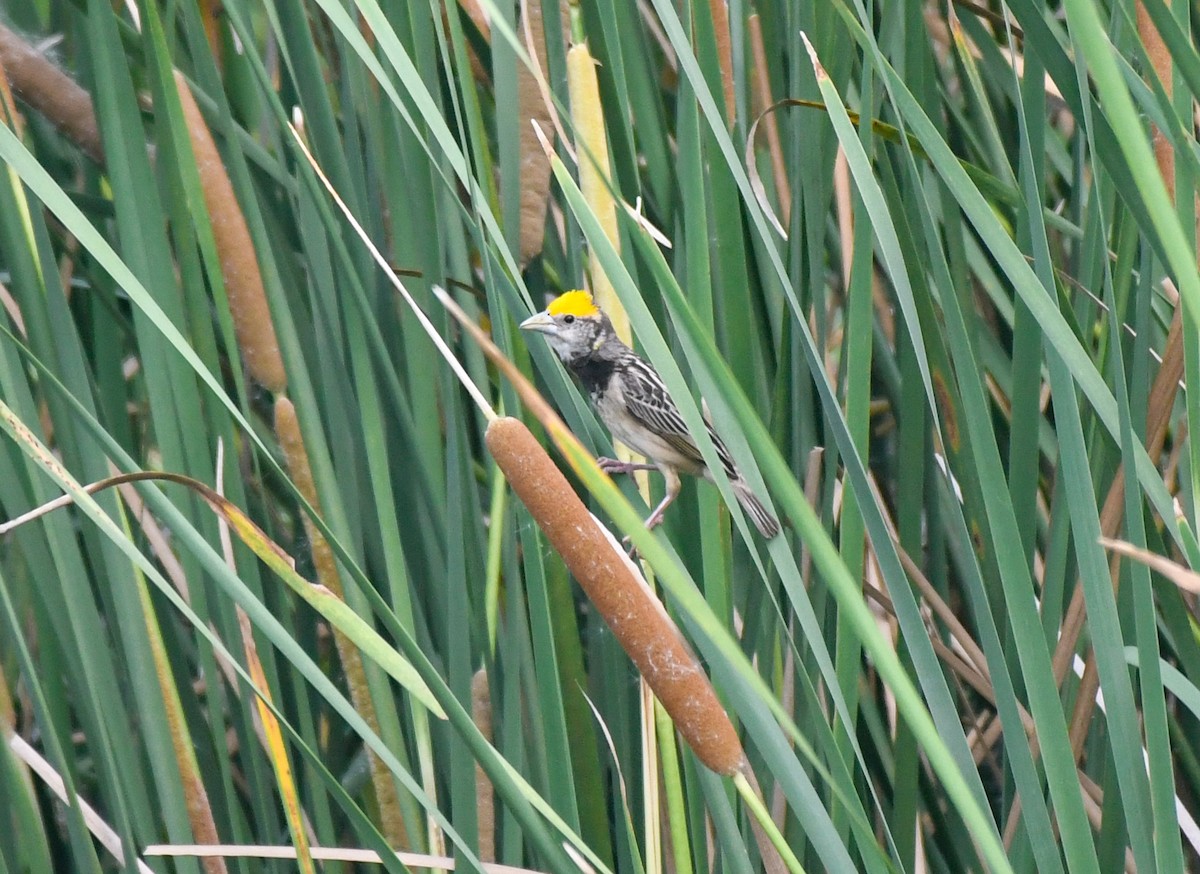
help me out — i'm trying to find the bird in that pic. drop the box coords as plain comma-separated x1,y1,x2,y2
519,290,780,539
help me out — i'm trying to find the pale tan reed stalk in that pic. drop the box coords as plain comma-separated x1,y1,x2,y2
566,18,627,343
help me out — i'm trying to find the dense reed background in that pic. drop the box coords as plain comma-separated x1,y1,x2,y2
1,0,1199,871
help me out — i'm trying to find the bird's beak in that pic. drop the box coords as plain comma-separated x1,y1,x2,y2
519,311,556,334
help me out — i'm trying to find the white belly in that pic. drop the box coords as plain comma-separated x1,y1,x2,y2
592,376,705,476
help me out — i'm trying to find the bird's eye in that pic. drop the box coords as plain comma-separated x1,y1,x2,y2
563,315,575,324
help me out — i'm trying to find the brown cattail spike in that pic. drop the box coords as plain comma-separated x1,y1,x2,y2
0,24,103,164
516,0,556,266
471,668,496,861
485,416,745,775
174,70,287,393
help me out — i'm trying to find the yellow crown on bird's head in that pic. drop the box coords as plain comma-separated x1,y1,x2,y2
546,290,599,318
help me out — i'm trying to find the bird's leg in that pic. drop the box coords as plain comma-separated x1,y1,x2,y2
642,468,682,531
608,467,681,557
596,456,661,555
597,456,657,476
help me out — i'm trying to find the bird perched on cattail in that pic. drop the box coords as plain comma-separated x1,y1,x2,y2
520,290,780,538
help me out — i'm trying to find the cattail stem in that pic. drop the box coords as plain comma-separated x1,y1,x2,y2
748,15,790,227
734,771,805,874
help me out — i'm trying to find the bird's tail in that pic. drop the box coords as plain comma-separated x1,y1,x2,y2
733,480,780,538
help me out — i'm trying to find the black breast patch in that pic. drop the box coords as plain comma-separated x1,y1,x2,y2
570,356,616,398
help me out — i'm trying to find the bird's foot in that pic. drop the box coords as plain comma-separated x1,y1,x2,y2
615,513,666,558
621,513,666,557
597,457,657,476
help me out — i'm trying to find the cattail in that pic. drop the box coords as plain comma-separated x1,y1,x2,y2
566,19,626,343
0,658,13,735
146,586,229,874
274,399,335,593
516,0,558,266
275,398,408,848
0,24,103,164
708,0,735,124
197,0,225,70
174,70,286,393
1137,1,1173,203
485,416,745,775
471,668,495,861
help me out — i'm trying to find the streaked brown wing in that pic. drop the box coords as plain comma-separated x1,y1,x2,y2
619,357,739,478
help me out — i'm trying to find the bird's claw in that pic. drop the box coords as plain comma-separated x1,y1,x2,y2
598,457,657,476
594,457,671,555
621,514,666,558
597,456,632,474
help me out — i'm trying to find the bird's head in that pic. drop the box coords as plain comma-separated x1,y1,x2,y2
519,290,611,365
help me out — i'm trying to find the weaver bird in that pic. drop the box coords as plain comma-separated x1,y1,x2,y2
520,290,780,538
